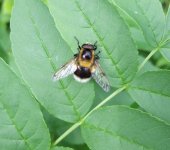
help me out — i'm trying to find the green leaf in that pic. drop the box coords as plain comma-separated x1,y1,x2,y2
42,108,85,145
137,55,158,76
8,52,22,77
165,6,170,39
160,40,170,62
51,146,73,150
0,0,14,23
0,59,50,150
93,85,134,107
41,0,48,6
128,71,170,124
11,0,94,123
62,127,84,145
48,0,138,87
108,1,150,50
81,106,170,150
159,6,170,62
109,0,166,50
156,56,170,68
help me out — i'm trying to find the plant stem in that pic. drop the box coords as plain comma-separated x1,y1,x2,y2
82,85,126,121
53,44,162,146
52,85,126,146
138,48,159,71
53,121,81,146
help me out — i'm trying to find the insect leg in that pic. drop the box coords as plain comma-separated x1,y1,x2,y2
95,51,101,59
74,53,78,57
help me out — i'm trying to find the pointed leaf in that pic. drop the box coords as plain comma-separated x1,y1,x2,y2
48,0,138,87
0,59,50,150
82,106,170,150
11,0,94,123
109,0,166,49
128,71,170,124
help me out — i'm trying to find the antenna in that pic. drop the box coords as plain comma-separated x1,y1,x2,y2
74,36,81,50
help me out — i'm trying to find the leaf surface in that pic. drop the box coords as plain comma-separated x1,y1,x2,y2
82,106,170,150
164,6,170,39
11,0,94,123
0,59,50,150
128,71,170,124
160,41,170,62
160,6,170,62
51,147,73,150
109,0,166,50
48,0,138,87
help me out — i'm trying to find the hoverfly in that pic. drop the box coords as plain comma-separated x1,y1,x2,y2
53,38,110,92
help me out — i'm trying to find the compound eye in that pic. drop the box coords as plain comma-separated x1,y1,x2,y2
82,50,92,60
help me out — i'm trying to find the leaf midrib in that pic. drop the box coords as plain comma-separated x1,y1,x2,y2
0,98,32,150
29,12,81,120
111,0,160,48
110,0,152,49
83,122,152,150
74,0,126,84
135,0,159,46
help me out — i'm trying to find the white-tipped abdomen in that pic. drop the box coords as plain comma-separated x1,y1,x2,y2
73,74,91,83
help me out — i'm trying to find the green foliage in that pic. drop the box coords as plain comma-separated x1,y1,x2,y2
0,0,169,149
0,0,13,24
165,6,170,39
0,59,50,150
109,0,166,50
10,0,95,123
51,147,74,150
161,7,170,61
48,0,138,87
82,106,170,150
128,71,170,124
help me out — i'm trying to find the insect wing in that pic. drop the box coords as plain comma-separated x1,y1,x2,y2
92,61,110,92
53,59,77,81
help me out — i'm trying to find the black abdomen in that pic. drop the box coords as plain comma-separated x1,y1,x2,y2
74,67,91,79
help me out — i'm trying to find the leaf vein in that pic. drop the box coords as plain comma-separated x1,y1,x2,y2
74,0,126,83
135,0,159,46
130,86,170,98
29,13,81,120
84,122,152,150
0,102,32,150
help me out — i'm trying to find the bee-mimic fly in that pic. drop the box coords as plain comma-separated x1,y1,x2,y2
53,38,110,92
